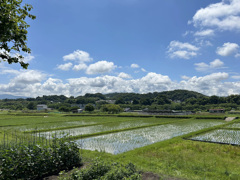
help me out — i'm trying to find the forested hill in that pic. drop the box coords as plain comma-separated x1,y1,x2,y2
106,90,206,102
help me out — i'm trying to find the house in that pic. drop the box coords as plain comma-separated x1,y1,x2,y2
95,100,116,104
124,108,131,112
209,109,225,113
37,104,48,111
72,109,83,113
71,104,87,109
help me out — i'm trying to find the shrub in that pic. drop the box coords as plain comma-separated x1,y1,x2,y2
0,137,82,180
59,159,141,180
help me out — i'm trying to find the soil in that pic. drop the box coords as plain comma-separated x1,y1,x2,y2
225,117,236,121
44,170,184,180
142,172,160,180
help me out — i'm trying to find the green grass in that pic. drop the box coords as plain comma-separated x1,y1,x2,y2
81,136,240,180
1,113,240,179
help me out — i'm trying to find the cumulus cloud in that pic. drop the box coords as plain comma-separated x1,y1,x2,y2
18,53,35,63
118,72,132,79
194,29,215,36
195,59,224,72
191,0,240,31
141,68,147,72
12,70,46,84
72,63,87,71
131,64,139,68
1,70,240,97
63,50,93,63
181,75,190,80
179,72,231,96
86,61,116,74
57,63,73,71
216,42,239,56
167,41,199,59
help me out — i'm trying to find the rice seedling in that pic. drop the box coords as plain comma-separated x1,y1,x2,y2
38,119,170,138
76,120,225,154
190,129,240,145
224,122,240,129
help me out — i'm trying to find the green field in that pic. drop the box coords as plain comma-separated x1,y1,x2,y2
1,113,240,179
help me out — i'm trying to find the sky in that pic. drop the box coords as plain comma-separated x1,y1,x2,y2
1,0,240,97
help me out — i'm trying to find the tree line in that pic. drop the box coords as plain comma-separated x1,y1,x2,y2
0,90,240,112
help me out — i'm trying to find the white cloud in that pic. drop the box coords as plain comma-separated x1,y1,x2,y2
195,59,224,72
170,51,197,59
0,69,19,75
181,75,190,80
86,61,116,74
231,75,240,79
22,53,35,63
131,64,139,68
72,63,87,71
57,63,73,71
194,29,215,36
141,68,147,72
118,72,132,79
191,0,240,31
11,70,46,84
1,70,240,97
167,41,199,59
210,59,224,68
168,41,199,51
179,72,231,96
63,50,93,63
216,42,239,56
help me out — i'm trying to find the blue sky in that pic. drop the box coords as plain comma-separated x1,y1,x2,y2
1,0,240,97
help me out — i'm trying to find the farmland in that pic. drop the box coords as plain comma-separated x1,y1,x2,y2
1,112,240,179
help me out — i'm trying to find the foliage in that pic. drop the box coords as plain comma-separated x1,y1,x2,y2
0,0,36,68
1,90,240,112
59,159,141,180
0,135,82,180
101,104,122,114
27,102,36,110
84,104,95,112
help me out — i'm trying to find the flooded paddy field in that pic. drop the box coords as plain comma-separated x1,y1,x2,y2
76,120,225,154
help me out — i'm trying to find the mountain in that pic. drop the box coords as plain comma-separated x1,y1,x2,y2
105,90,206,102
158,89,207,102
0,94,28,99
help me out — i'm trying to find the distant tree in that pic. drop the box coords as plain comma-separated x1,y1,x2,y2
85,104,95,112
132,99,139,105
27,102,35,110
59,106,70,112
115,98,125,104
101,104,122,114
0,0,36,68
209,95,219,104
140,98,152,106
76,97,87,104
96,101,109,109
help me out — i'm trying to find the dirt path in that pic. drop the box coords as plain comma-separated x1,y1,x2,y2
225,117,236,122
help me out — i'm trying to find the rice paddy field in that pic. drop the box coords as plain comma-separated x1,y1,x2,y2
1,112,240,179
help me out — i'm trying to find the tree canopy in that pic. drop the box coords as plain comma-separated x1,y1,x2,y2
0,0,36,69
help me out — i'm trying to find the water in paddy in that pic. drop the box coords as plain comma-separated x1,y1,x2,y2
75,120,225,154
190,129,240,145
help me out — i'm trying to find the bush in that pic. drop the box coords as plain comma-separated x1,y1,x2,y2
84,104,95,112
59,159,141,180
101,104,122,114
0,137,82,180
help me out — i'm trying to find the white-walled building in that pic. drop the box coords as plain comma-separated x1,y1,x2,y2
37,104,48,111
